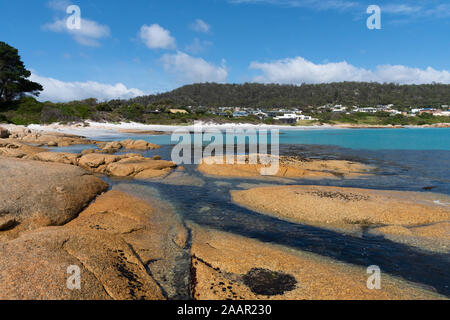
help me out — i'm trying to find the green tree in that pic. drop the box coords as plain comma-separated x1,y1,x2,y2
0,42,43,103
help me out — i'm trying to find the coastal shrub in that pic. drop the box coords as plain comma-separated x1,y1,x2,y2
118,103,145,121
9,97,43,125
0,113,8,123
96,103,112,112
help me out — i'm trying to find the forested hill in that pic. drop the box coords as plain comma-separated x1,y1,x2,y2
129,82,450,108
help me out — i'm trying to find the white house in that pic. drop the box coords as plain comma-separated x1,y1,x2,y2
298,115,315,120
331,105,347,112
356,107,377,113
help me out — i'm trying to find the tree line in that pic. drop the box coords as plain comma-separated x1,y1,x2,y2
129,82,450,109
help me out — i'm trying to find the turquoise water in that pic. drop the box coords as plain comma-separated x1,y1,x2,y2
279,128,450,150
113,128,450,151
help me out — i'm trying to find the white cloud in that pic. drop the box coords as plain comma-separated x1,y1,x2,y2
190,19,211,33
250,56,450,84
382,4,421,15
47,0,71,11
43,1,110,46
229,0,358,11
230,0,450,19
185,38,213,54
30,73,144,102
140,24,176,50
161,51,228,83
42,18,110,46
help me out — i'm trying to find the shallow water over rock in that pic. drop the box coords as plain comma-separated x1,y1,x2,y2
58,141,450,297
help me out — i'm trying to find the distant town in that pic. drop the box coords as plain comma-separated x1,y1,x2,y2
158,104,450,125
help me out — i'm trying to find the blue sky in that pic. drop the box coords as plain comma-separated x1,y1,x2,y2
1,0,449,101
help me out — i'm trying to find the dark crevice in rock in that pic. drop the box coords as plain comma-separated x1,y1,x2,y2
124,244,170,300
189,255,198,300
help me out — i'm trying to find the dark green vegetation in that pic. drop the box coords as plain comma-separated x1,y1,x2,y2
1,92,448,126
131,82,450,109
0,42,42,103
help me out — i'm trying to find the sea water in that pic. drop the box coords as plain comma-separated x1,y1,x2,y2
53,127,450,297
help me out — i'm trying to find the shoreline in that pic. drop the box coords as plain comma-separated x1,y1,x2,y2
0,121,446,139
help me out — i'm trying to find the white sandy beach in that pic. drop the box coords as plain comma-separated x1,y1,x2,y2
22,121,335,138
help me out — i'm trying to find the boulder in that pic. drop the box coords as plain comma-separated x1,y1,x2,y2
0,139,45,158
33,152,80,165
106,159,176,178
78,154,122,169
119,139,161,151
0,159,108,228
0,190,191,300
97,140,161,153
198,155,373,179
231,185,450,229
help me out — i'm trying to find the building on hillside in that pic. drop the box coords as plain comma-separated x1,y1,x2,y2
232,111,249,118
252,111,268,119
356,107,377,113
331,105,347,112
385,109,402,115
298,115,315,120
274,113,299,124
170,109,189,114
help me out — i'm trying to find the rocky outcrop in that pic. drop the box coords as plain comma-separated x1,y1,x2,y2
198,155,373,179
78,153,176,178
97,139,161,153
0,158,108,230
231,186,450,229
25,152,177,179
75,188,191,299
33,152,80,165
189,224,443,300
0,139,45,158
0,189,189,300
5,126,95,147
369,222,450,250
